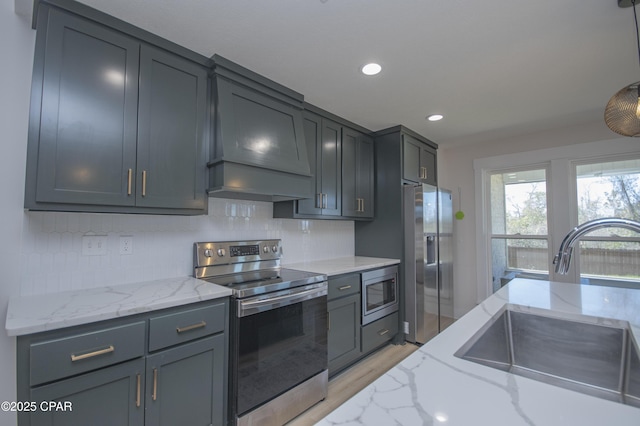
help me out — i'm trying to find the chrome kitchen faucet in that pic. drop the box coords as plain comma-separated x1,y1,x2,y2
553,217,640,274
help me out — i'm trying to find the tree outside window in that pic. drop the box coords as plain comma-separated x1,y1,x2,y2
576,159,640,285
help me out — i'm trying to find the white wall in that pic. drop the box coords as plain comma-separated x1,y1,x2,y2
1,2,35,424
0,5,353,425
438,120,629,318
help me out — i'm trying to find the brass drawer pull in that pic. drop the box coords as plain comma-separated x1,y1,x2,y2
152,368,158,401
378,329,390,336
70,345,115,362
135,374,141,407
176,321,207,333
338,285,352,291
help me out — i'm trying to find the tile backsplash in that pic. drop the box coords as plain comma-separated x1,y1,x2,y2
20,198,354,296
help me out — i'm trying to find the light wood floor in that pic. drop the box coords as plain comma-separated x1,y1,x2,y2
287,343,420,426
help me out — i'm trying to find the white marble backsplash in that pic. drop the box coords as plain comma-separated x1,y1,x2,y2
20,198,354,297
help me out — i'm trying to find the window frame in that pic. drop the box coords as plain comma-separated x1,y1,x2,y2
473,137,639,303
487,165,551,292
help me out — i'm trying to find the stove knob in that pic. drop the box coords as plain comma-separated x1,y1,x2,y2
204,249,213,258
217,248,226,257
263,246,269,254
271,245,278,253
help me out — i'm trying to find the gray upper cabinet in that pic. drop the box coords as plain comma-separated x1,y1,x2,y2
296,112,342,216
25,4,208,214
342,128,374,219
28,7,140,208
273,106,374,220
402,134,437,186
136,45,207,211
208,55,312,201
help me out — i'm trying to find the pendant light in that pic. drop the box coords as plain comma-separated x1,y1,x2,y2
605,0,640,136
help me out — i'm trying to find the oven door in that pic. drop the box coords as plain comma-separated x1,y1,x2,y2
362,270,398,325
233,283,328,417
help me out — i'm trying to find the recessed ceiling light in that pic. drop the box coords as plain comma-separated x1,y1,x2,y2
361,63,382,76
427,114,444,121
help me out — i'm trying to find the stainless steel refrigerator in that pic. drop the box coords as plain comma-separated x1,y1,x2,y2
403,183,454,344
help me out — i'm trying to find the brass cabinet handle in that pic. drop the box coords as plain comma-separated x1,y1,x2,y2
141,170,147,197
135,374,141,407
127,169,133,196
70,345,114,362
338,285,352,291
420,167,427,180
176,321,207,333
378,329,390,336
152,368,158,401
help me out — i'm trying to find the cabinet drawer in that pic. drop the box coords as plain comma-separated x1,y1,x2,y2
361,312,398,354
328,273,360,300
149,302,226,352
30,321,146,386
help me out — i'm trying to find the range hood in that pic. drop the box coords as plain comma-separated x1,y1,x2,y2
208,55,313,202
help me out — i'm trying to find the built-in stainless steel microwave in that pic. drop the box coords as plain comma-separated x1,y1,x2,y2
361,265,399,325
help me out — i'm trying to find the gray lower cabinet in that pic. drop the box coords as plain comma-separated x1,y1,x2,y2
29,358,145,426
327,273,361,375
145,335,225,426
17,299,228,426
361,312,399,354
25,4,208,214
342,128,374,219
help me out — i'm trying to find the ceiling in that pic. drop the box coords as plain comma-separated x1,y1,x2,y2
24,0,640,147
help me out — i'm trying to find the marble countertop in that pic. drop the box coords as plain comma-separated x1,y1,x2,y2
318,279,640,425
284,256,400,277
5,277,232,336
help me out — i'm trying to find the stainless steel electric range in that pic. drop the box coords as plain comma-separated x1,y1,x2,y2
194,240,328,426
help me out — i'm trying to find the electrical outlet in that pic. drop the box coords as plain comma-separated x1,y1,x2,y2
119,236,133,255
403,321,409,334
82,235,108,256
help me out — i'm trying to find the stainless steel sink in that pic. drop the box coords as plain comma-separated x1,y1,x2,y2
455,307,640,407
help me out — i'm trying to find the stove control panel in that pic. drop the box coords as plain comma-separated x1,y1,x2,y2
194,240,281,268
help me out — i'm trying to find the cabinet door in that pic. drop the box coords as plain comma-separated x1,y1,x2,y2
356,133,374,218
297,112,323,215
402,135,422,183
342,129,374,218
341,128,359,217
145,335,226,426
136,45,208,211
420,144,437,186
328,294,361,374
30,358,144,426
318,119,342,216
403,135,437,185
34,8,139,206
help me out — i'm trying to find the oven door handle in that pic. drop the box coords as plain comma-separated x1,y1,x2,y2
238,285,327,317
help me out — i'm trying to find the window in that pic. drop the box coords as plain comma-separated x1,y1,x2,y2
475,139,640,302
575,158,640,286
489,168,549,292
